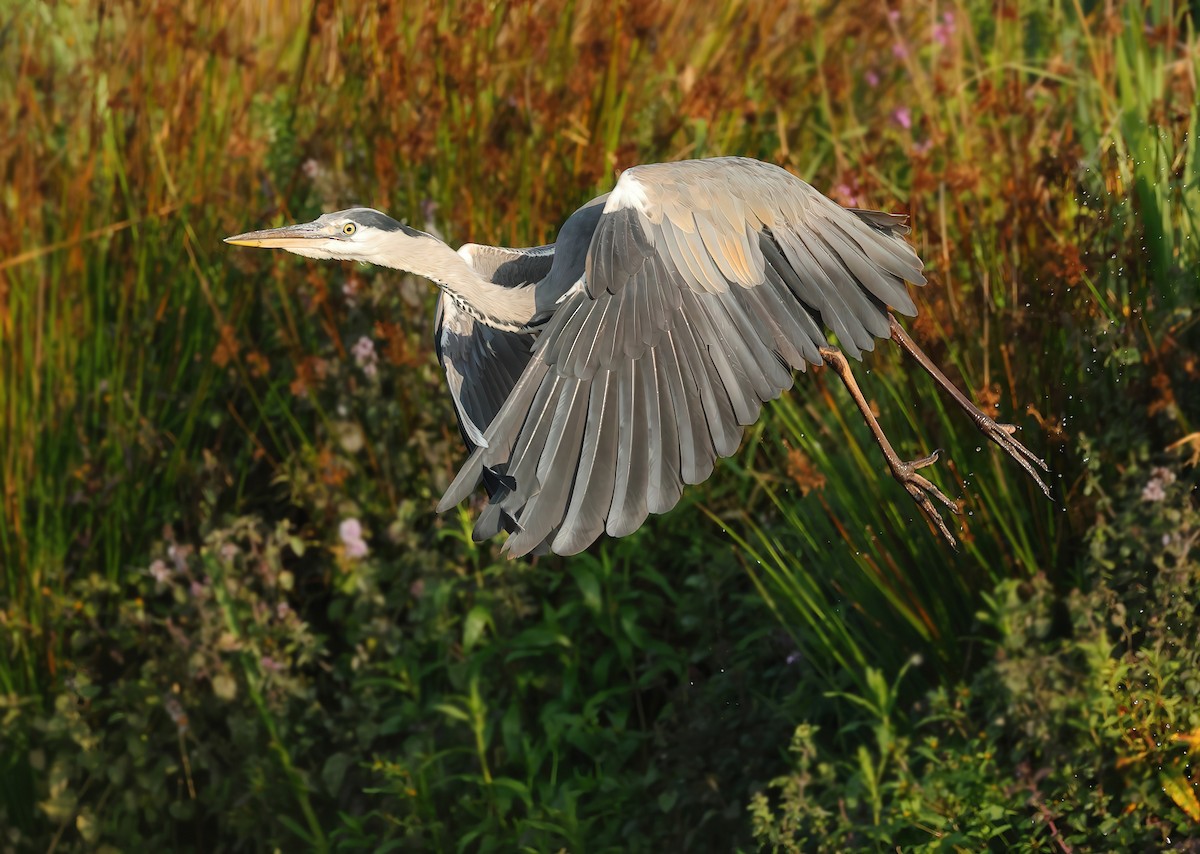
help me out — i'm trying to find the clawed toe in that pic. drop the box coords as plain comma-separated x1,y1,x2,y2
977,417,1052,496
887,316,1053,507
892,453,960,549
907,449,942,470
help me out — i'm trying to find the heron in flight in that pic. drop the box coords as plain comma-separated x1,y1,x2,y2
226,156,1049,557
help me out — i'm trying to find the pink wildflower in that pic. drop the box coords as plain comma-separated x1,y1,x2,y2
892,107,912,130
351,336,379,379
933,11,956,46
1141,466,1176,503
832,184,859,206
340,518,369,558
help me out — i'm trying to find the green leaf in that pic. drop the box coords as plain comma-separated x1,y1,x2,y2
322,752,356,796
658,789,678,813
510,625,571,650
434,702,470,723
463,605,492,652
1160,770,1200,823
572,566,602,613
276,814,316,845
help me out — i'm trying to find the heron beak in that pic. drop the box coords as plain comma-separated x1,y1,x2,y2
224,221,333,249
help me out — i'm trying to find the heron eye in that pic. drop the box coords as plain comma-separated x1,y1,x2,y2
342,223,357,235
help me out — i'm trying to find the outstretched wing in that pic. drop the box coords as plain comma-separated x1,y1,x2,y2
439,157,926,557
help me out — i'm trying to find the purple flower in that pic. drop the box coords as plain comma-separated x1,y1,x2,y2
351,336,379,379
892,107,913,130
1141,466,1176,503
340,518,369,558
164,696,189,732
933,11,956,46
168,543,192,572
832,184,859,206
891,42,909,60
1142,480,1166,502
865,69,881,87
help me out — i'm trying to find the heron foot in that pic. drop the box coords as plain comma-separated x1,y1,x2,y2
890,450,961,549
975,416,1052,499
886,316,1053,503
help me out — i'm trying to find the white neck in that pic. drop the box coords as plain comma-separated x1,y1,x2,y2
372,234,537,331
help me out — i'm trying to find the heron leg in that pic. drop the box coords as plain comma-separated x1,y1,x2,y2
887,315,1051,499
819,346,961,548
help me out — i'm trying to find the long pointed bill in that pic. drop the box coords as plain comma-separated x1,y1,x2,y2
224,221,330,249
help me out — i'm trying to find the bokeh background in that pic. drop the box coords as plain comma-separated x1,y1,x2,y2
2,0,1198,849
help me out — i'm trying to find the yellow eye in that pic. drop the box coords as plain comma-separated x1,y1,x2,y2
342,223,356,235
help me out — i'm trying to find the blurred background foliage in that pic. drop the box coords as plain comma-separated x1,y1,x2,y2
1,0,1198,850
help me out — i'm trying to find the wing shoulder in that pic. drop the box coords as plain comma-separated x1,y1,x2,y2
458,243,556,288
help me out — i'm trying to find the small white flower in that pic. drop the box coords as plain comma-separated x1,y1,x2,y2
1151,466,1176,487
149,560,170,584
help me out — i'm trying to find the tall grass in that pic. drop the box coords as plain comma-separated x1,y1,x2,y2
1,0,910,704
3,2,304,698
718,0,1199,693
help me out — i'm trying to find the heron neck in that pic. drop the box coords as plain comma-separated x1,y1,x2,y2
380,239,537,331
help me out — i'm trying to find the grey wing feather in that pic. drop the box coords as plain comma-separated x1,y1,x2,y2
435,292,536,448
440,156,927,557
437,242,558,446
435,244,553,537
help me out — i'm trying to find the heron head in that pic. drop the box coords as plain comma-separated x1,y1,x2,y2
224,207,434,264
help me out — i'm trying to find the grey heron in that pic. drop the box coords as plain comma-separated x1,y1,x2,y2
226,156,1050,557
